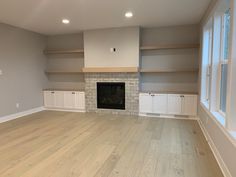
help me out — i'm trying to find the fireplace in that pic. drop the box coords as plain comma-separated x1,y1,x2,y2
97,82,125,110
85,73,139,115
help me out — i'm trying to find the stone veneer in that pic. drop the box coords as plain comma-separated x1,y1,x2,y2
85,73,139,115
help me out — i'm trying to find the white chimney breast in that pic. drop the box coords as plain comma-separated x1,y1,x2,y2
84,27,140,67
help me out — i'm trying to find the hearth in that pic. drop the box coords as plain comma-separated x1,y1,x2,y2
97,82,125,110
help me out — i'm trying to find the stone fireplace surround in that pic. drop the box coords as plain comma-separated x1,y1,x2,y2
85,73,139,115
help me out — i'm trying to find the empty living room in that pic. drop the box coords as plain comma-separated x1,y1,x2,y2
0,0,236,176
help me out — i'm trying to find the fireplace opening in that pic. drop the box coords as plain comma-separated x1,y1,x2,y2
97,82,125,110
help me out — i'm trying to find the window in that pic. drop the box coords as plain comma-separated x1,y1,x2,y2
201,5,231,124
218,9,231,115
201,20,213,107
200,0,236,132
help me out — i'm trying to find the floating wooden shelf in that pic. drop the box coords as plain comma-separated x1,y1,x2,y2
44,49,84,54
140,69,199,73
45,70,83,74
82,67,139,73
140,91,198,95
140,44,200,51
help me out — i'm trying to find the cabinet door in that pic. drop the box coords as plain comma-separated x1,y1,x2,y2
139,93,152,113
152,94,168,114
54,91,64,108
44,91,55,108
167,94,182,115
182,95,197,116
75,92,85,110
64,91,76,109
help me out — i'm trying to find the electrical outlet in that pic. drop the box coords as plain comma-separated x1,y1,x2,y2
16,103,20,109
110,48,116,52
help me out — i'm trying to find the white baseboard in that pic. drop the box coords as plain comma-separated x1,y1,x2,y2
44,107,86,113
0,107,45,124
197,118,232,177
139,113,198,120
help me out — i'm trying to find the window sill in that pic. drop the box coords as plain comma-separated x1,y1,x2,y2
200,103,236,147
201,101,209,110
200,102,226,127
229,131,236,139
212,111,226,127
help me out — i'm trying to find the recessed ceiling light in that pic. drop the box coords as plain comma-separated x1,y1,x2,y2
125,12,133,18
62,19,70,24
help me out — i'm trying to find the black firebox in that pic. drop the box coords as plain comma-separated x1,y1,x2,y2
97,82,125,110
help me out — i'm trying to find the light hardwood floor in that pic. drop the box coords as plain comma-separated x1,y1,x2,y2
0,111,223,177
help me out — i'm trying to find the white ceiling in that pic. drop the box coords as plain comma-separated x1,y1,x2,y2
0,0,211,35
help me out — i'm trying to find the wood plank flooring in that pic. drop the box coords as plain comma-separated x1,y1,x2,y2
0,111,223,177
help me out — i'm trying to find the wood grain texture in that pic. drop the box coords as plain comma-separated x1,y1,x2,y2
140,44,200,51
82,67,139,73
43,88,85,91
140,69,199,73
44,49,84,54
140,91,198,95
45,70,83,74
0,111,223,177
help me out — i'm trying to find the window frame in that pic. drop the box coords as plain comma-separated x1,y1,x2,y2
201,21,213,108
217,9,231,116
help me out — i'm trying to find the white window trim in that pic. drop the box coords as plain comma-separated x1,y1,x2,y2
217,60,228,116
201,23,213,108
216,11,230,116
200,0,236,133
201,10,231,121
200,103,236,145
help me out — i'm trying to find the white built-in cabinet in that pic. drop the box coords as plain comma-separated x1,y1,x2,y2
180,95,198,116
139,93,197,117
139,93,153,113
44,91,55,108
167,94,182,115
152,94,168,114
54,91,64,108
44,91,85,111
64,91,76,109
75,92,86,110
139,93,168,114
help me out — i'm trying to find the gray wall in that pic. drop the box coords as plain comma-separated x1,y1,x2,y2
0,23,47,117
199,106,236,177
84,27,140,67
198,0,236,176
46,33,85,90
140,25,200,93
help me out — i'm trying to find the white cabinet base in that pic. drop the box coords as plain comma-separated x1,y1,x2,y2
44,90,86,112
139,112,198,120
139,93,198,119
44,107,86,113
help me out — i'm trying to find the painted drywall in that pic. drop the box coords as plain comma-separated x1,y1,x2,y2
199,106,236,177
140,25,200,93
84,27,140,67
46,33,85,90
227,0,236,130
198,0,236,176
0,23,47,117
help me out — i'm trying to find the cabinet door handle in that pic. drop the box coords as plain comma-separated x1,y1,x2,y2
72,92,75,94
51,92,55,94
